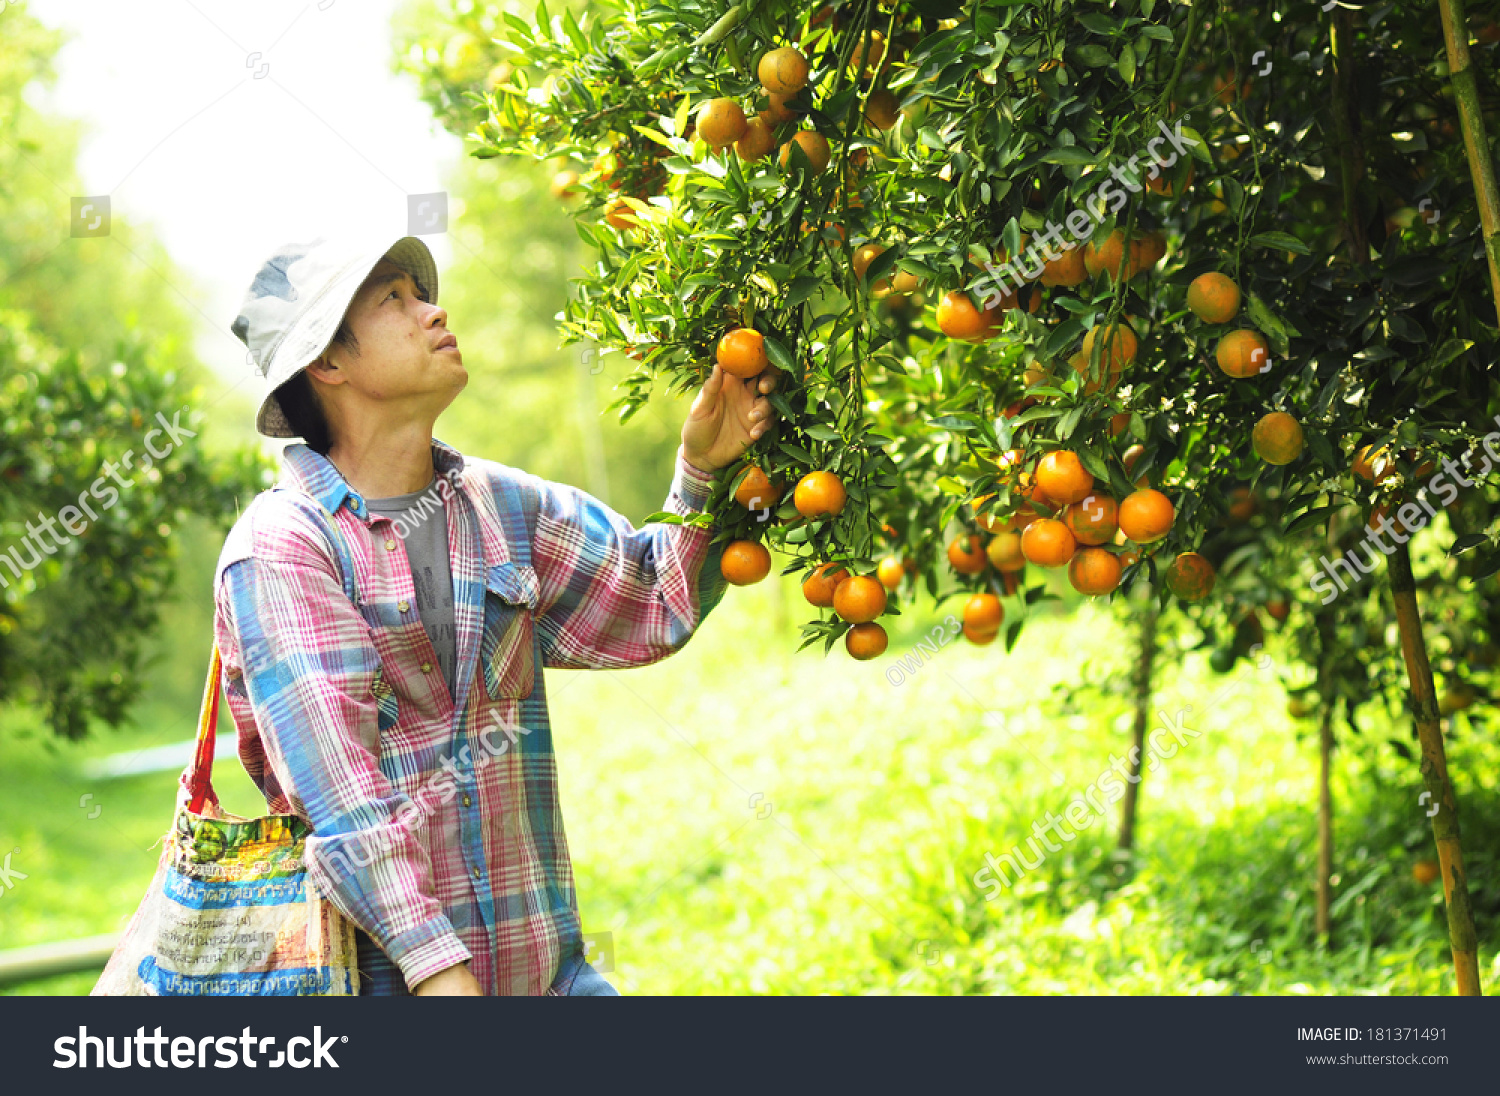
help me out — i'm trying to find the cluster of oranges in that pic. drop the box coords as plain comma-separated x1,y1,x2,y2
1185,272,1306,468
953,447,1215,609
719,466,895,660
694,47,833,175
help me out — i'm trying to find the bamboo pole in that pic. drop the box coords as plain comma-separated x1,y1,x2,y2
1437,0,1500,323
1117,596,1156,852
1389,546,1482,994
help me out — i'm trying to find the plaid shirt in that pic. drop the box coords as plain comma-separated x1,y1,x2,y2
211,438,728,995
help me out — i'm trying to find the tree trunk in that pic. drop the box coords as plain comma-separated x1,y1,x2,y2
1437,0,1500,323
1389,543,1482,995
1314,609,1336,946
1117,596,1157,852
1316,701,1335,945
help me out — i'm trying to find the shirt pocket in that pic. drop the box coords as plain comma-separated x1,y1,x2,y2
480,562,540,700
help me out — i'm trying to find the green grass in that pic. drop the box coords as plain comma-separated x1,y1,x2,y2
2,573,1496,995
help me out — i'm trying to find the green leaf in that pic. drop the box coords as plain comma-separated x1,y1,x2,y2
1057,404,1084,440
1071,44,1113,67
642,510,684,525
1076,12,1118,34
786,276,822,308
1041,145,1098,166
1249,231,1310,255
1285,504,1337,536
931,414,980,431
1245,292,1292,358
763,336,795,373
1450,533,1489,556
804,424,841,442
1117,47,1136,84
1129,412,1148,441
937,475,967,496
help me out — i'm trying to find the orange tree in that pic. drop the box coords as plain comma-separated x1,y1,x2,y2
428,0,1500,991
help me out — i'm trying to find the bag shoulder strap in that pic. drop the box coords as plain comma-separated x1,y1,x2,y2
187,490,360,814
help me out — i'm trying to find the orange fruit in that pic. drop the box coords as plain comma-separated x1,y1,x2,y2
1215,329,1270,378
876,555,905,589
845,620,889,660
735,116,776,161
935,290,1001,341
1353,443,1395,484
1021,518,1077,567
849,30,887,76
761,91,799,125
947,533,989,575
794,470,847,518
779,130,831,173
986,531,1026,571
1226,486,1258,522
1146,159,1194,197
1412,859,1440,886
734,465,783,509
1064,493,1119,545
1186,272,1241,324
1069,547,1123,595
964,592,1004,633
1083,230,1148,280
698,98,749,149
1367,501,1407,536
963,623,999,646
1266,596,1290,622
864,89,900,130
971,492,1007,533
1014,470,1054,513
550,170,581,200
1040,246,1087,287
1082,321,1139,369
721,540,772,585
1036,450,1095,505
1118,547,1140,569
1138,230,1167,266
852,242,891,293
604,198,640,232
802,562,849,606
833,574,888,623
1252,411,1304,465
759,46,809,95
1165,552,1216,601
717,327,768,378
891,269,920,294
1122,444,1149,487
1118,488,1175,543
1108,412,1131,438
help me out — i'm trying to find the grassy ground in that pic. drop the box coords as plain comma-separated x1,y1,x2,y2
1,569,1496,995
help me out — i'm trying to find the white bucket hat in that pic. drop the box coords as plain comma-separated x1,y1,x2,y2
230,232,440,438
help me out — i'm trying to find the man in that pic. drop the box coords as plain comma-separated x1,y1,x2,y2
217,232,779,995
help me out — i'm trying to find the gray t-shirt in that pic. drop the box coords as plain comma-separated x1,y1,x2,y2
365,475,457,700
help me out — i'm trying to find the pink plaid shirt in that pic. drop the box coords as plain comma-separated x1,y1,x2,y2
211,438,727,994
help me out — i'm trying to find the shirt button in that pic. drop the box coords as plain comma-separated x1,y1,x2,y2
462,794,472,807
471,866,481,880
420,661,432,673
398,600,410,613
385,539,397,551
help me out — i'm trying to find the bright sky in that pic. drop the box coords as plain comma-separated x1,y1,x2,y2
26,0,464,400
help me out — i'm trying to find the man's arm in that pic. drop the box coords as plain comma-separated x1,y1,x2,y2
517,445,731,670
214,507,473,992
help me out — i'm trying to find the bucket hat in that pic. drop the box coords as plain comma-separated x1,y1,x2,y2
230,233,439,438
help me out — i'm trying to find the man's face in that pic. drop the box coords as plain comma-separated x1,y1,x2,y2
314,257,466,417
